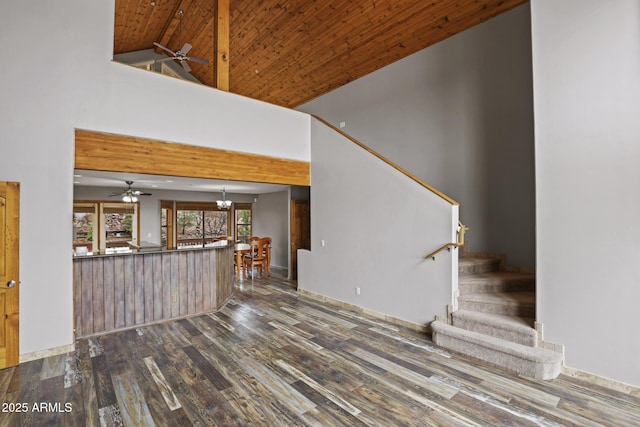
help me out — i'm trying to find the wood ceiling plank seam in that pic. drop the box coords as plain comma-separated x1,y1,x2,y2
231,0,337,58
229,0,364,77
181,1,212,44
112,0,128,53
137,2,163,52
348,0,527,58
230,3,310,61
189,17,214,56
121,0,149,52
325,0,476,63
135,1,155,51
229,3,285,45
229,0,410,66
114,0,139,54
275,0,457,72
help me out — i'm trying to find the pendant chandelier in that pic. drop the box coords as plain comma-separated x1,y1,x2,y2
216,187,232,209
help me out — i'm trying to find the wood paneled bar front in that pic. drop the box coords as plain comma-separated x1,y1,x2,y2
72,243,234,338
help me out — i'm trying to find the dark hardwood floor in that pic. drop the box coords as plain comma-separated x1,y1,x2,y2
1,273,639,426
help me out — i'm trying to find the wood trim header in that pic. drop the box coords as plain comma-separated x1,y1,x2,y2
74,129,310,186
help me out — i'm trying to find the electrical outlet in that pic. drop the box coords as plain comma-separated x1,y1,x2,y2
356,287,361,295
171,295,178,304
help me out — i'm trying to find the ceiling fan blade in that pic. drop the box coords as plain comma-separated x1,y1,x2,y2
154,57,176,63
180,60,192,72
153,42,176,56
188,57,209,64
180,43,192,55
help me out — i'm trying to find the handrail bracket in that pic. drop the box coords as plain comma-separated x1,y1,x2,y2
426,221,468,261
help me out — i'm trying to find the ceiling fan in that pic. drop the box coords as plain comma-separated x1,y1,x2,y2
153,9,209,73
110,181,152,203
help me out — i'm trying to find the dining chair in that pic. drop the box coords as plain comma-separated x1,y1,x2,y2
259,237,271,276
243,238,267,279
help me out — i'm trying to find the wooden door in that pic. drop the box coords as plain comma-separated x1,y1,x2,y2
0,182,19,369
290,200,310,280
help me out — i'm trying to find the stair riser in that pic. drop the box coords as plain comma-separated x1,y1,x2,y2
452,318,537,347
459,280,534,295
459,261,501,275
458,301,535,318
432,330,561,380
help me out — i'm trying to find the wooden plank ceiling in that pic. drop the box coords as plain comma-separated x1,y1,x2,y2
114,0,528,108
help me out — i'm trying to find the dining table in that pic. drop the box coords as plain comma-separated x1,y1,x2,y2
234,242,251,277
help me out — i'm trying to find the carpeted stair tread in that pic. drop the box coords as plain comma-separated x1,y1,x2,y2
459,271,535,294
432,320,562,380
452,310,538,347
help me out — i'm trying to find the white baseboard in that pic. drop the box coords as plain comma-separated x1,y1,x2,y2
20,344,75,363
562,366,640,395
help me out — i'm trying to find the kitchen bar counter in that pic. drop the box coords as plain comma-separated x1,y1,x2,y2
73,242,234,338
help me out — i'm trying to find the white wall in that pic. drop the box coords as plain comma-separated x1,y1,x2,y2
253,190,290,270
532,0,640,387
0,0,310,356
299,118,458,326
298,5,535,268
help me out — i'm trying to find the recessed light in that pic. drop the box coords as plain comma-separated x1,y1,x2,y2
73,174,83,178
165,180,173,183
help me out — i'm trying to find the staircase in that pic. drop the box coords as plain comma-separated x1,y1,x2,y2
432,256,563,380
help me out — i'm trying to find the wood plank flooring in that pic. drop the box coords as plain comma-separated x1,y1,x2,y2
2,274,639,426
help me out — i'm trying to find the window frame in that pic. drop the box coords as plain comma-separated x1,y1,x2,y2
175,201,232,248
73,200,140,253
160,200,174,249
234,203,252,244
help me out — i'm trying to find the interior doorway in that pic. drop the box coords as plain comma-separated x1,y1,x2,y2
290,200,310,280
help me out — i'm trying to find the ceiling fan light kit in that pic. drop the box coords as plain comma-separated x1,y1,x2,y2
111,181,152,203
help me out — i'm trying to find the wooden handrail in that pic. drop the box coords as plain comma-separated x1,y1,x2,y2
425,221,469,260
312,115,459,206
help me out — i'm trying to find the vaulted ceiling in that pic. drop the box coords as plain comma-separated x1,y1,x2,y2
114,0,528,108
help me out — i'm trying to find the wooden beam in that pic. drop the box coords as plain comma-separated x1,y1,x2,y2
74,129,310,186
214,0,230,91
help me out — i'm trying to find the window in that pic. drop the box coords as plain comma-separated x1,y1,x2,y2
161,200,174,249
175,202,230,248
73,201,139,254
103,203,137,249
73,203,97,252
235,203,252,244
